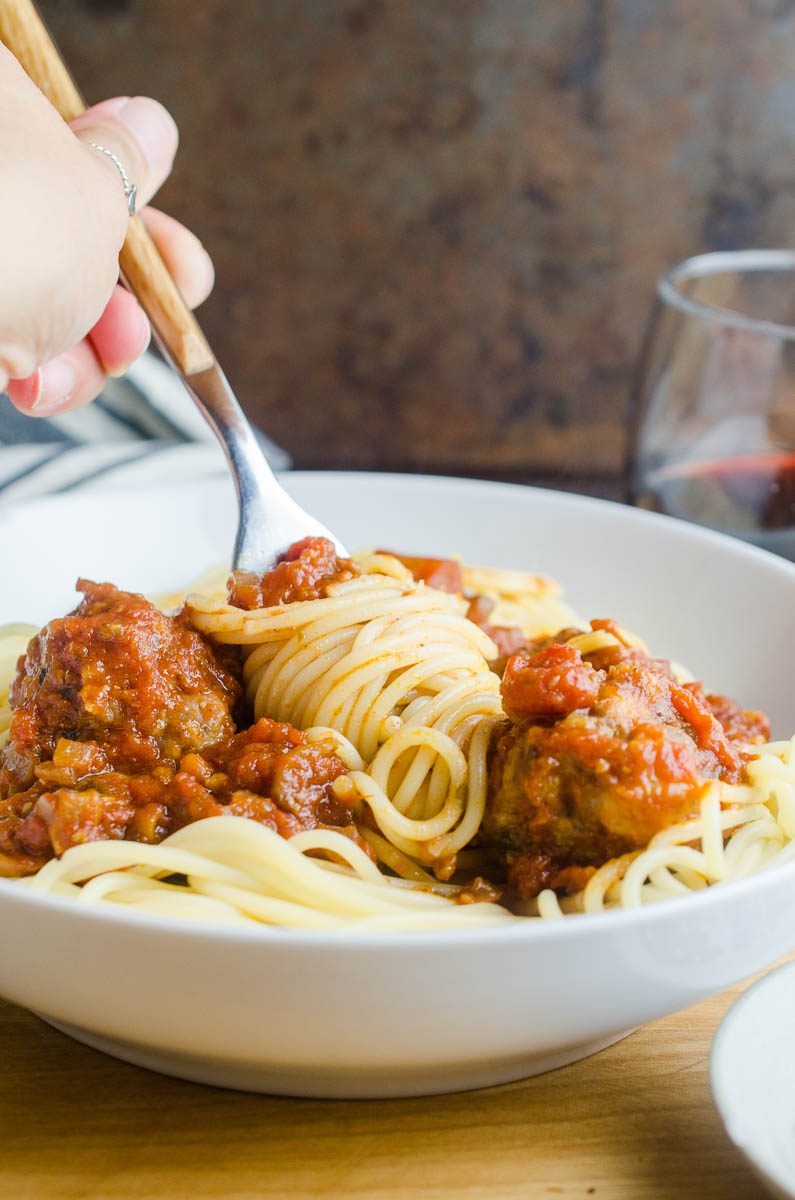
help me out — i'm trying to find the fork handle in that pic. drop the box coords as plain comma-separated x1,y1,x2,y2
0,0,214,377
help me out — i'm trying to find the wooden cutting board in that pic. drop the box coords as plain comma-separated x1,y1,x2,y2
0,970,777,1200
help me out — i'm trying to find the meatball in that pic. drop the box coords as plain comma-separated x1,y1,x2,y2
482,642,754,899
1,579,242,795
0,577,363,873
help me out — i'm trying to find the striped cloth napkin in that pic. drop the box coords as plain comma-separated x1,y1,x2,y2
0,352,290,502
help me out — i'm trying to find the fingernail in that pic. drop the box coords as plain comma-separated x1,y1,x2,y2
196,244,215,301
31,359,78,414
80,96,131,120
115,96,178,172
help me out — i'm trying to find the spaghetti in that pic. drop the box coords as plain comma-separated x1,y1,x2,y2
1,549,793,931
22,815,515,930
190,554,505,873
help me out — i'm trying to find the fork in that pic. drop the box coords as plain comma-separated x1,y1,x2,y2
0,0,348,572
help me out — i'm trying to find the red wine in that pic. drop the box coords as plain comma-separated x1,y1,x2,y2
639,453,795,560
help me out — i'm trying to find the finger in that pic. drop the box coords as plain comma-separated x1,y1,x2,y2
88,285,151,376
7,284,152,412
7,341,107,418
70,96,179,215
141,207,215,309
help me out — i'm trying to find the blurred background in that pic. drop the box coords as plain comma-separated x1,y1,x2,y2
36,0,795,498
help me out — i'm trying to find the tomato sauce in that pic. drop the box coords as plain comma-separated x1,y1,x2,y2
229,537,358,609
381,552,464,594
0,581,360,876
484,639,768,899
0,555,773,909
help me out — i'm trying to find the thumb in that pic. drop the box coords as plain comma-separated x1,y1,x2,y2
70,95,179,216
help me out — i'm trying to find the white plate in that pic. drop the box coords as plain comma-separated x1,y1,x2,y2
1,471,794,1098
712,961,795,1199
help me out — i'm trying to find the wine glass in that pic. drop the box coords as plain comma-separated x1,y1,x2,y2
629,250,795,560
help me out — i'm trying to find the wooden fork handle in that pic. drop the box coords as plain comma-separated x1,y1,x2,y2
0,0,215,376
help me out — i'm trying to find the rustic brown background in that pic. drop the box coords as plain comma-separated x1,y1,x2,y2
37,0,795,490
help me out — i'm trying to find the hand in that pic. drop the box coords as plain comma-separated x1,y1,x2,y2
0,46,213,416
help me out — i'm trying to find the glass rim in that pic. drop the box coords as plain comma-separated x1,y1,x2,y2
658,249,795,341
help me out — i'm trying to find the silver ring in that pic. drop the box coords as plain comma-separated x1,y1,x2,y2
87,142,137,216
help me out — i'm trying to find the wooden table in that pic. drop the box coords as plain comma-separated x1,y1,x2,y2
0,972,775,1200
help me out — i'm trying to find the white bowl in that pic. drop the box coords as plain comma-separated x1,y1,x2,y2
711,961,795,1200
1,472,795,1098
